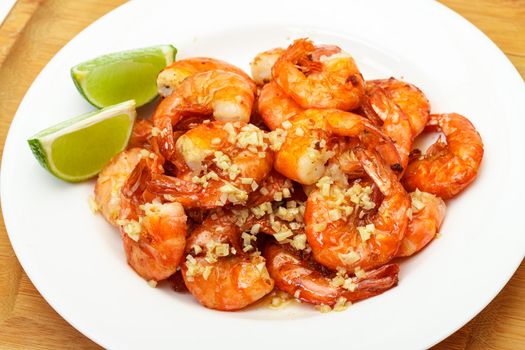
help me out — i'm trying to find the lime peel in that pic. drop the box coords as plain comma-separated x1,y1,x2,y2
28,100,136,182
71,45,176,108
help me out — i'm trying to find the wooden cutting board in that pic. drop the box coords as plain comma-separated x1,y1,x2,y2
0,0,524,349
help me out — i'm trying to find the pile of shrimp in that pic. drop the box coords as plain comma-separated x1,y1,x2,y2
93,38,483,312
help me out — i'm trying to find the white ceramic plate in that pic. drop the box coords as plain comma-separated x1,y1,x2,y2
2,0,525,349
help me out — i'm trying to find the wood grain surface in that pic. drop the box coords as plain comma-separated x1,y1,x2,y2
0,1,523,349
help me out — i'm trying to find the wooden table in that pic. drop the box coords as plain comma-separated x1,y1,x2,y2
0,1,523,349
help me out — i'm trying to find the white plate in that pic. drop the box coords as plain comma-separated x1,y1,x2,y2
2,0,525,349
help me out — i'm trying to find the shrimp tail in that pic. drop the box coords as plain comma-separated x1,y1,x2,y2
347,264,399,303
355,147,395,194
122,159,151,199
326,112,403,176
147,174,204,207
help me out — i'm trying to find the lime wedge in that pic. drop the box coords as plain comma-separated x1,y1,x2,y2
28,100,136,182
71,45,176,108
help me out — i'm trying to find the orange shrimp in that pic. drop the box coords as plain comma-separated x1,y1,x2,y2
118,159,187,282
128,119,154,149
257,81,303,130
250,48,284,86
181,215,274,311
305,148,410,272
94,148,163,226
147,121,274,209
362,83,413,171
397,190,446,257
402,113,484,199
157,57,256,97
274,109,399,185
367,78,430,136
153,70,256,161
272,38,365,110
264,243,399,306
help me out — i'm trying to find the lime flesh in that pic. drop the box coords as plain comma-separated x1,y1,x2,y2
28,100,136,182
71,45,176,108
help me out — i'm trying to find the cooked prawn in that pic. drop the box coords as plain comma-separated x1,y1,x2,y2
250,44,340,86
402,113,484,198
274,109,400,185
148,120,273,208
367,78,430,136
257,81,303,130
119,159,187,282
305,148,410,272
264,243,399,306
362,83,413,171
94,148,163,226
181,214,274,311
157,57,256,97
397,190,446,257
153,70,256,161
272,38,365,110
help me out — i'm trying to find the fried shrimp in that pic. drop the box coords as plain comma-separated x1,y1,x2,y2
152,70,256,161
272,38,365,110
119,159,187,282
181,215,274,311
274,109,397,185
402,113,484,198
305,148,410,272
265,243,399,306
94,148,163,226
367,78,430,136
147,121,273,208
397,190,446,257
157,57,256,97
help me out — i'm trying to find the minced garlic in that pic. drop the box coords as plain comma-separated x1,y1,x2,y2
121,220,141,242
315,304,332,313
333,297,351,312
339,250,360,265
357,223,375,242
291,233,307,250
147,280,157,288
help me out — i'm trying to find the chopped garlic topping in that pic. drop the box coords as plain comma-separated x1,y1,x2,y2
148,280,157,288
357,223,375,242
281,120,292,129
333,297,351,312
242,232,257,252
410,188,429,212
291,233,307,250
347,183,375,210
354,267,366,279
268,128,286,151
273,229,294,242
219,182,248,204
269,291,293,309
339,250,360,265
121,220,141,242
315,304,332,313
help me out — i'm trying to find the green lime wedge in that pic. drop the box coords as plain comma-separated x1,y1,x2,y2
71,45,176,108
28,100,136,182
